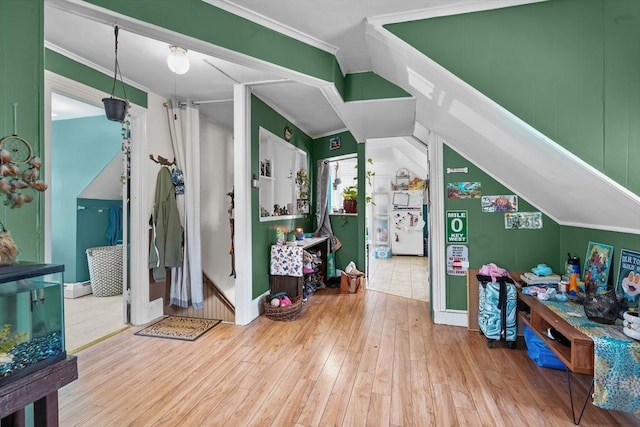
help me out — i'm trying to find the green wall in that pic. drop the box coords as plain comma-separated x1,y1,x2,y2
84,0,339,87
388,0,640,310
51,116,121,282
443,146,560,310
250,96,314,299
343,72,411,102
0,0,44,262
560,227,640,291
313,131,366,272
386,0,640,195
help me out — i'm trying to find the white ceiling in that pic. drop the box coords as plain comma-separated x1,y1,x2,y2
44,0,476,137
51,92,104,121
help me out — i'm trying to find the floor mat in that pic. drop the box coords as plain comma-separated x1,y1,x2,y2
134,316,221,341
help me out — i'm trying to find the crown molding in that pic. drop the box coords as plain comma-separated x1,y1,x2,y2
202,0,339,56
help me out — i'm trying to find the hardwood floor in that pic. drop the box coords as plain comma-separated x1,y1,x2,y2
59,289,640,426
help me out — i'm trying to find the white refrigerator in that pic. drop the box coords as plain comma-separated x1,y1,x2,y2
390,190,425,256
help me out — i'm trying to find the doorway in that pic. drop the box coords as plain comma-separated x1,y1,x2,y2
365,136,430,302
49,91,127,352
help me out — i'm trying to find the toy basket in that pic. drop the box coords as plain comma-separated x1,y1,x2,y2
264,295,303,321
86,244,123,297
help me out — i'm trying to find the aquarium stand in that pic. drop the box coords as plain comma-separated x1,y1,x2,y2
0,355,77,426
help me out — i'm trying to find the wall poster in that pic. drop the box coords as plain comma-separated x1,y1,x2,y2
447,245,469,276
447,182,481,199
616,248,640,308
584,241,614,294
481,195,518,213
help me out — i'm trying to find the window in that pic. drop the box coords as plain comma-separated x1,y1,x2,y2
326,155,357,214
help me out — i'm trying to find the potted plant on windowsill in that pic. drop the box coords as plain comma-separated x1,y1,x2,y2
342,185,358,213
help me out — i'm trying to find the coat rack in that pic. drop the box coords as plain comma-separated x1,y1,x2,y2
149,154,176,167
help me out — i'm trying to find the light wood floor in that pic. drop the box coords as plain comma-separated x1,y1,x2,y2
59,289,639,426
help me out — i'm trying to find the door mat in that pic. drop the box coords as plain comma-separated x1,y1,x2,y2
134,316,221,341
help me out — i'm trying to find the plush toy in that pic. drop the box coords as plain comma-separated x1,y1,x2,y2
280,296,292,307
270,298,280,307
303,251,314,274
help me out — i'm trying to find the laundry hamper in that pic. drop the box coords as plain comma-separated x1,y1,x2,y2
86,244,123,297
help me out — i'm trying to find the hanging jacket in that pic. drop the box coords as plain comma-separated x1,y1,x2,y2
149,167,183,281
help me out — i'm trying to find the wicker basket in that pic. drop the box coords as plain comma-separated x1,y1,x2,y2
86,245,123,297
264,295,303,321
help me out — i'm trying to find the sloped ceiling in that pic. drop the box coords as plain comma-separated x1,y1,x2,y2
366,20,640,235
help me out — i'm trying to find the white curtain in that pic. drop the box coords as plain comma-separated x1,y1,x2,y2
165,101,204,309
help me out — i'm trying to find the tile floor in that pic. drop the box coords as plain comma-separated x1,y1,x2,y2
64,293,126,353
367,255,430,301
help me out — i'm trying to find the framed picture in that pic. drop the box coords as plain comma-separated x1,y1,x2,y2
297,199,309,214
329,136,341,150
584,241,614,293
616,248,640,308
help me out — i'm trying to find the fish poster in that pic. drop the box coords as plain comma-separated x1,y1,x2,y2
481,195,518,213
616,248,640,308
447,182,481,199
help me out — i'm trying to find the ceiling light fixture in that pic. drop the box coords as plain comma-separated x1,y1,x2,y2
167,45,190,75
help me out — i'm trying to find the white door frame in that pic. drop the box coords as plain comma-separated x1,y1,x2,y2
44,71,149,325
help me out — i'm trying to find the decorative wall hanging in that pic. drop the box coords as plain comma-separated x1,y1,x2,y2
584,241,614,295
0,103,48,209
482,195,518,213
447,182,481,199
504,212,542,230
616,248,640,309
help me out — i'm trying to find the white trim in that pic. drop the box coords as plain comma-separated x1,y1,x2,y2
367,20,640,235
48,0,332,89
233,83,254,325
314,127,350,140
45,41,151,93
202,0,339,56
424,131,449,325
368,0,547,26
340,96,416,105
44,71,150,325
128,108,149,325
433,310,468,328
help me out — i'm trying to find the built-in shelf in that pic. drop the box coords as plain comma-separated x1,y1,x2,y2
260,214,305,223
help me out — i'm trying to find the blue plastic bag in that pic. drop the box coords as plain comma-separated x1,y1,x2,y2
524,325,566,370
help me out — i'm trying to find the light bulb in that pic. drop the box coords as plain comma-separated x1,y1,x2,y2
167,45,190,75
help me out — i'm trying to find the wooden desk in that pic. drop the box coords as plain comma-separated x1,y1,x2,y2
517,292,594,375
0,356,78,426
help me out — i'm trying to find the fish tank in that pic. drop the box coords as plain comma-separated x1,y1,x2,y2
0,263,65,387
